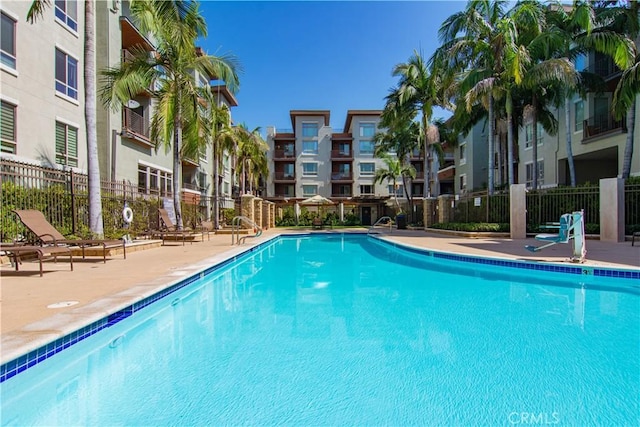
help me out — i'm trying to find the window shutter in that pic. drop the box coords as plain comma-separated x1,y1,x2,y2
1,101,15,141
55,122,66,165
68,126,77,164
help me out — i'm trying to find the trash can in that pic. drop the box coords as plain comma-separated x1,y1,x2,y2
396,213,407,229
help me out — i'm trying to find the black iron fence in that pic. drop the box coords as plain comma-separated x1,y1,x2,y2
452,190,510,224
1,158,221,242
449,183,638,234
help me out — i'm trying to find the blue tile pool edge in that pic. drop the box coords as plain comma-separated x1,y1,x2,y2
0,234,282,384
370,234,640,280
2,231,638,384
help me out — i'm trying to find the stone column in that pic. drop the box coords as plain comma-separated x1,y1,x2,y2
269,202,276,229
423,198,437,228
240,194,255,225
252,199,259,228
509,184,526,239
600,178,624,242
437,195,454,224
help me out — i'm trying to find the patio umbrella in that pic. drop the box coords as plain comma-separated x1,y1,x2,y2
299,195,334,218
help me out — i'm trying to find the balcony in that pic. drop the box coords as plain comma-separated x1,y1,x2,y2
588,57,621,81
332,191,352,198
122,107,151,145
413,171,425,181
438,165,455,181
331,133,352,140
331,149,353,159
274,172,295,182
331,172,353,182
583,114,627,141
274,149,296,159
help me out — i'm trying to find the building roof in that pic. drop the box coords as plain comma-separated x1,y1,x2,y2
210,85,239,107
343,110,383,133
289,110,331,129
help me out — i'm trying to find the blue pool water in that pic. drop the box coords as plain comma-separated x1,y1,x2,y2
1,234,638,425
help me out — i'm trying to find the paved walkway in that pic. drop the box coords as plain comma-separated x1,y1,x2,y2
1,228,638,364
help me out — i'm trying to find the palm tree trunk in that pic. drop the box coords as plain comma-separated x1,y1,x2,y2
423,115,430,198
173,119,183,230
565,96,576,187
532,98,538,191
84,0,104,238
488,96,495,195
622,96,636,179
506,91,515,186
212,148,219,229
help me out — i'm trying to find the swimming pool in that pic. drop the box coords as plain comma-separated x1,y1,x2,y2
1,234,638,425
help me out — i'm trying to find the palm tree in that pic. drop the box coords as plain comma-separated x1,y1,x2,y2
437,0,510,195
374,153,416,214
542,0,635,186
387,50,444,198
605,0,640,179
100,0,240,229
200,89,234,228
28,0,104,237
233,124,269,195
374,119,421,221
515,0,579,190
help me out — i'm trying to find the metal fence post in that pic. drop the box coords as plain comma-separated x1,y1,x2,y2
70,169,77,234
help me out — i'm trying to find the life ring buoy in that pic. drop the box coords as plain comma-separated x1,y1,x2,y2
123,206,134,224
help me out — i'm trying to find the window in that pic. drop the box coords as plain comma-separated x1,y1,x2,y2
302,141,318,154
338,143,350,155
283,163,294,177
302,123,318,137
574,53,586,72
302,185,317,197
359,162,375,176
55,121,78,167
525,161,545,187
55,0,77,31
575,100,584,131
138,164,172,196
223,181,230,196
55,49,78,100
459,143,467,165
334,185,351,196
223,154,230,171
525,123,544,148
359,123,376,137
459,174,467,192
388,184,404,196
1,101,16,153
1,12,16,69
360,185,373,195
359,140,375,155
302,162,318,176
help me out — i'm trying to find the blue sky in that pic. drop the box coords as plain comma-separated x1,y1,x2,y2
200,1,466,134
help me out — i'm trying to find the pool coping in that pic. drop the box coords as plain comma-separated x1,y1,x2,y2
2,231,638,382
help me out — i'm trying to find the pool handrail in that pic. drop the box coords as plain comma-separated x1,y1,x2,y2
231,216,263,245
368,216,394,235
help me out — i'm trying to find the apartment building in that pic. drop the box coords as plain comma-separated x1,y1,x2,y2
1,0,238,219
266,109,417,225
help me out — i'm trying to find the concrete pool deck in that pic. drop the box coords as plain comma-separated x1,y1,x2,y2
1,228,638,364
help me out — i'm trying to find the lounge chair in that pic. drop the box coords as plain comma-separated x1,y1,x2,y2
154,208,202,245
0,243,73,276
13,210,125,262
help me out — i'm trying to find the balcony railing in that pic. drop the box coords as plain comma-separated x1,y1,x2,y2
331,149,352,159
588,57,621,80
274,172,295,181
332,192,352,197
583,114,627,140
331,172,353,181
274,149,295,159
123,107,150,142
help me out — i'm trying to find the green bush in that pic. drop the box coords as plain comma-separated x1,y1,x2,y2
429,222,510,232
